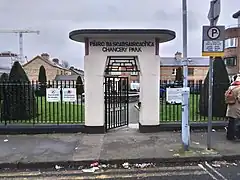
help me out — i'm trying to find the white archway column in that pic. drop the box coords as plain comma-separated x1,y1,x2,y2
139,55,160,132
84,55,105,133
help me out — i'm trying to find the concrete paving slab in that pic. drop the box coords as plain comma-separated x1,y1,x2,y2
73,134,104,161
100,130,178,160
0,129,240,168
0,134,80,163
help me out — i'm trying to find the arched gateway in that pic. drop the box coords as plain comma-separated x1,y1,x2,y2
69,29,176,133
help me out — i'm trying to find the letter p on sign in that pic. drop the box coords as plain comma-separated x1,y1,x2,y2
207,27,220,40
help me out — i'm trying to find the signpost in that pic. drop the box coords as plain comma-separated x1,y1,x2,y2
166,87,190,104
202,0,224,150
182,0,190,151
208,0,220,25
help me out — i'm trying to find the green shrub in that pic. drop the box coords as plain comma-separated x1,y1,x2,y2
36,65,47,97
0,73,8,100
2,61,37,120
76,76,84,95
199,57,230,117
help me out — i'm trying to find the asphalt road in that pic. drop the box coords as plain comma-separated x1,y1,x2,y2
1,161,239,180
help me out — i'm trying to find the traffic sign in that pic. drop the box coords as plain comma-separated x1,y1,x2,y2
207,27,220,39
208,0,221,26
202,25,225,57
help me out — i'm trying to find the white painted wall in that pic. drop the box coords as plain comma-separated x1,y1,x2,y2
139,55,160,126
84,55,105,126
84,38,160,127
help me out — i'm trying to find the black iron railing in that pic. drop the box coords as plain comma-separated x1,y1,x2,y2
160,80,228,122
0,80,84,126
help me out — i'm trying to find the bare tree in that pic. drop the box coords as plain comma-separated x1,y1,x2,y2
62,60,70,68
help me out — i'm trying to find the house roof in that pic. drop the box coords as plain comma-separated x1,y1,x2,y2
22,55,69,70
69,68,84,75
160,57,209,67
55,75,82,81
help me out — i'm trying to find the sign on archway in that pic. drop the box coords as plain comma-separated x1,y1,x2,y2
89,40,155,53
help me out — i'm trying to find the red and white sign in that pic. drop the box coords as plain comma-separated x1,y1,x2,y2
62,88,77,102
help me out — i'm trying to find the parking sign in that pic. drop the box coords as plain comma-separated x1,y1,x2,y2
202,25,225,57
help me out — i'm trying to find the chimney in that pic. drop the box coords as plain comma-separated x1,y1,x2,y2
174,51,182,60
52,58,59,64
41,53,50,60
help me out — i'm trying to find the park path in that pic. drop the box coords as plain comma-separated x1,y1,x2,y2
129,102,139,124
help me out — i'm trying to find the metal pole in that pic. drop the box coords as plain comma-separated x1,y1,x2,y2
19,32,24,64
182,0,190,151
207,0,215,150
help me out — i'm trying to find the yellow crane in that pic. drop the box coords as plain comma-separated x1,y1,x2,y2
0,30,40,64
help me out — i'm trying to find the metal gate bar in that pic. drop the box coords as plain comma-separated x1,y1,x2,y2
104,76,129,131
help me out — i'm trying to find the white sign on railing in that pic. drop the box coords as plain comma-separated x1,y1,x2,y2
166,87,190,104
46,88,61,102
62,88,77,102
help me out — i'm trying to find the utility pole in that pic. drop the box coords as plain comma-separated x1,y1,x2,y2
182,0,190,151
19,32,24,64
207,0,220,150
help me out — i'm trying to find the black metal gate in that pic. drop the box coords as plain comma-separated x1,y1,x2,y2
104,76,129,131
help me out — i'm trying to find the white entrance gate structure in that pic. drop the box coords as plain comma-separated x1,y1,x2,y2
69,29,176,133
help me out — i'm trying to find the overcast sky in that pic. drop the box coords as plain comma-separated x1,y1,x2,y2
0,0,239,69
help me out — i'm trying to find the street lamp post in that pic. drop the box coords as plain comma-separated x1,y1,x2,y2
182,0,190,151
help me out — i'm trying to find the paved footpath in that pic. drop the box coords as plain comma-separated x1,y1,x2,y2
1,126,240,168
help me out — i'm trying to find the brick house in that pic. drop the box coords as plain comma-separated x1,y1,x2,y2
121,71,139,84
224,10,240,78
22,53,71,81
123,54,209,84
69,67,84,82
54,68,85,87
160,55,209,83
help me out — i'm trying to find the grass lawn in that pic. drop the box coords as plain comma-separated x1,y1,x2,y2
160,94,225,123
0,97,85,125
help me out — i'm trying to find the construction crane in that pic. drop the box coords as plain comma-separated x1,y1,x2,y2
0,30,40,64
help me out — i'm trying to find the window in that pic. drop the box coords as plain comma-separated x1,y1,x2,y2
225,38,238,48
224,57,237,66
130,71,138,76
110,71,121,75
172,68,177,75
132,80,139,83
188,68,194,76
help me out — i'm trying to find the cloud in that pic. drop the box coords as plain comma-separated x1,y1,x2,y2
0,0,239,69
